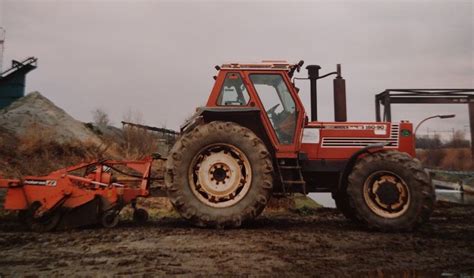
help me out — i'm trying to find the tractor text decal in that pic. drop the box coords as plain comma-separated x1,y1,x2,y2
322,124,387,135
24,180,57,186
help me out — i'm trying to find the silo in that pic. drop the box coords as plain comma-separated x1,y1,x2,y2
0,57,37,109
0,29,38,109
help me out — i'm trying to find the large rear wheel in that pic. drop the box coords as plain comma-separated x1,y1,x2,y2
346,151,435,231
165,121,273,228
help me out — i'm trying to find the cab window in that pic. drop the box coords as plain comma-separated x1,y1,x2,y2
250,74,297,144
217,72,250,106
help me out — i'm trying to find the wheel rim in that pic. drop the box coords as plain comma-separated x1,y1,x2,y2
102,210,119,228
363,171,410,219
188,143,252,208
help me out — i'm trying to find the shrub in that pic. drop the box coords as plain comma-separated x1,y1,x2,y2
417,148,473,171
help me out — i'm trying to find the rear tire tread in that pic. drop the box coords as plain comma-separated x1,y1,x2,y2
165,121,273,228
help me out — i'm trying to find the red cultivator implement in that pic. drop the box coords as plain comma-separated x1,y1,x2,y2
0,155,163,232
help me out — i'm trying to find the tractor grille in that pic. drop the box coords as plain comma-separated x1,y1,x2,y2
321,124,400,148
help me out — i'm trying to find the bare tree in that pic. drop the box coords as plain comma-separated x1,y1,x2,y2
92,108,110,128
445,130,470,148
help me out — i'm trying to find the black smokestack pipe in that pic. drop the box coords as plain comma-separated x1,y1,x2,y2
333,64,347,122
306,65,321,121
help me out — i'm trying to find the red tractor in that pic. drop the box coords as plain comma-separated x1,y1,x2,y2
165,60,435,231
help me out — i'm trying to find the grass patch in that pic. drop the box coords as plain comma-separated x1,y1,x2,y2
291,194,322,215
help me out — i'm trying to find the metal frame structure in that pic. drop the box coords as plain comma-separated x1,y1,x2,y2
121,121,179,154
375,89,474,158
121,121,179,136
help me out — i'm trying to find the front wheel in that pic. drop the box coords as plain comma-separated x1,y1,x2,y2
346,151,435,232
165,121,273,228
334,192,360,223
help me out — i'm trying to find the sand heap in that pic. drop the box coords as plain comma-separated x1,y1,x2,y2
0,91,102,145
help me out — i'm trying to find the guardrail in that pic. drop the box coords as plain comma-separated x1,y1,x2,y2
432,179,463,191
426,169,474,176
432,179,474,194
426,169,474,194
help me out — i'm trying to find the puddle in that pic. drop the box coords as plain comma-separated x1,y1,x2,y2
436,189,474,205
351,269,474,277
309,193,335,208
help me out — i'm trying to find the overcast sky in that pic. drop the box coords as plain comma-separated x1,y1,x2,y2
1,0,473,139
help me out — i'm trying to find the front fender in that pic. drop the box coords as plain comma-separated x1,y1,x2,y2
336,143,386,195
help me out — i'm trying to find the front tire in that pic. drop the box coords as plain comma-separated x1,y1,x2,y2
334,192,360,223
165,121,273,228
346,151,435,232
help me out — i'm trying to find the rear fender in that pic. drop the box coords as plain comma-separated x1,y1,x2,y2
182,107,275,154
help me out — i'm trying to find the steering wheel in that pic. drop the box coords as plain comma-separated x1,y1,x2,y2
266,104,280,120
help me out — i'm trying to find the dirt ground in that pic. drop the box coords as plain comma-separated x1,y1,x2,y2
0,201,472,277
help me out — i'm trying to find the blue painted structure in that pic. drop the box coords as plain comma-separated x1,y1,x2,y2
0,57,37,109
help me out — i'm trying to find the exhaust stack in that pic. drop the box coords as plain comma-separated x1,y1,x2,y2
306,65,321,122
333,64,347,122
305,64,347,122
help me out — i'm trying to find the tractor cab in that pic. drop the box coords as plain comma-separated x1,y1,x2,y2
204,61,306,158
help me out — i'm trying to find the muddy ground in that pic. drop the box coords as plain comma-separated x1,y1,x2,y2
0,202,472,277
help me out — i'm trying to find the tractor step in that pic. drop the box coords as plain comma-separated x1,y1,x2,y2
276,158,307,194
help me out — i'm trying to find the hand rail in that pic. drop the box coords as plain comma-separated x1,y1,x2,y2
0,57,37,78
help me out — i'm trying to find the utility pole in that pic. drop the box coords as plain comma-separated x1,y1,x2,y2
0,28,5,72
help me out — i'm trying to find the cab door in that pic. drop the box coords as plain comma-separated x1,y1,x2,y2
244,71,305,158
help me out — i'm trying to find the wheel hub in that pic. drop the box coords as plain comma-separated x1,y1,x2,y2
375,181,400,206
363,171,410,218
189,144,252,208
210,163,229,184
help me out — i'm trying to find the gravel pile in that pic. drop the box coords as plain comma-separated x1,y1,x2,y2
0,91,101,145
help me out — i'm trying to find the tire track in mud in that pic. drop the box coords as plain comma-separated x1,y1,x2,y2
0,203,472,276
